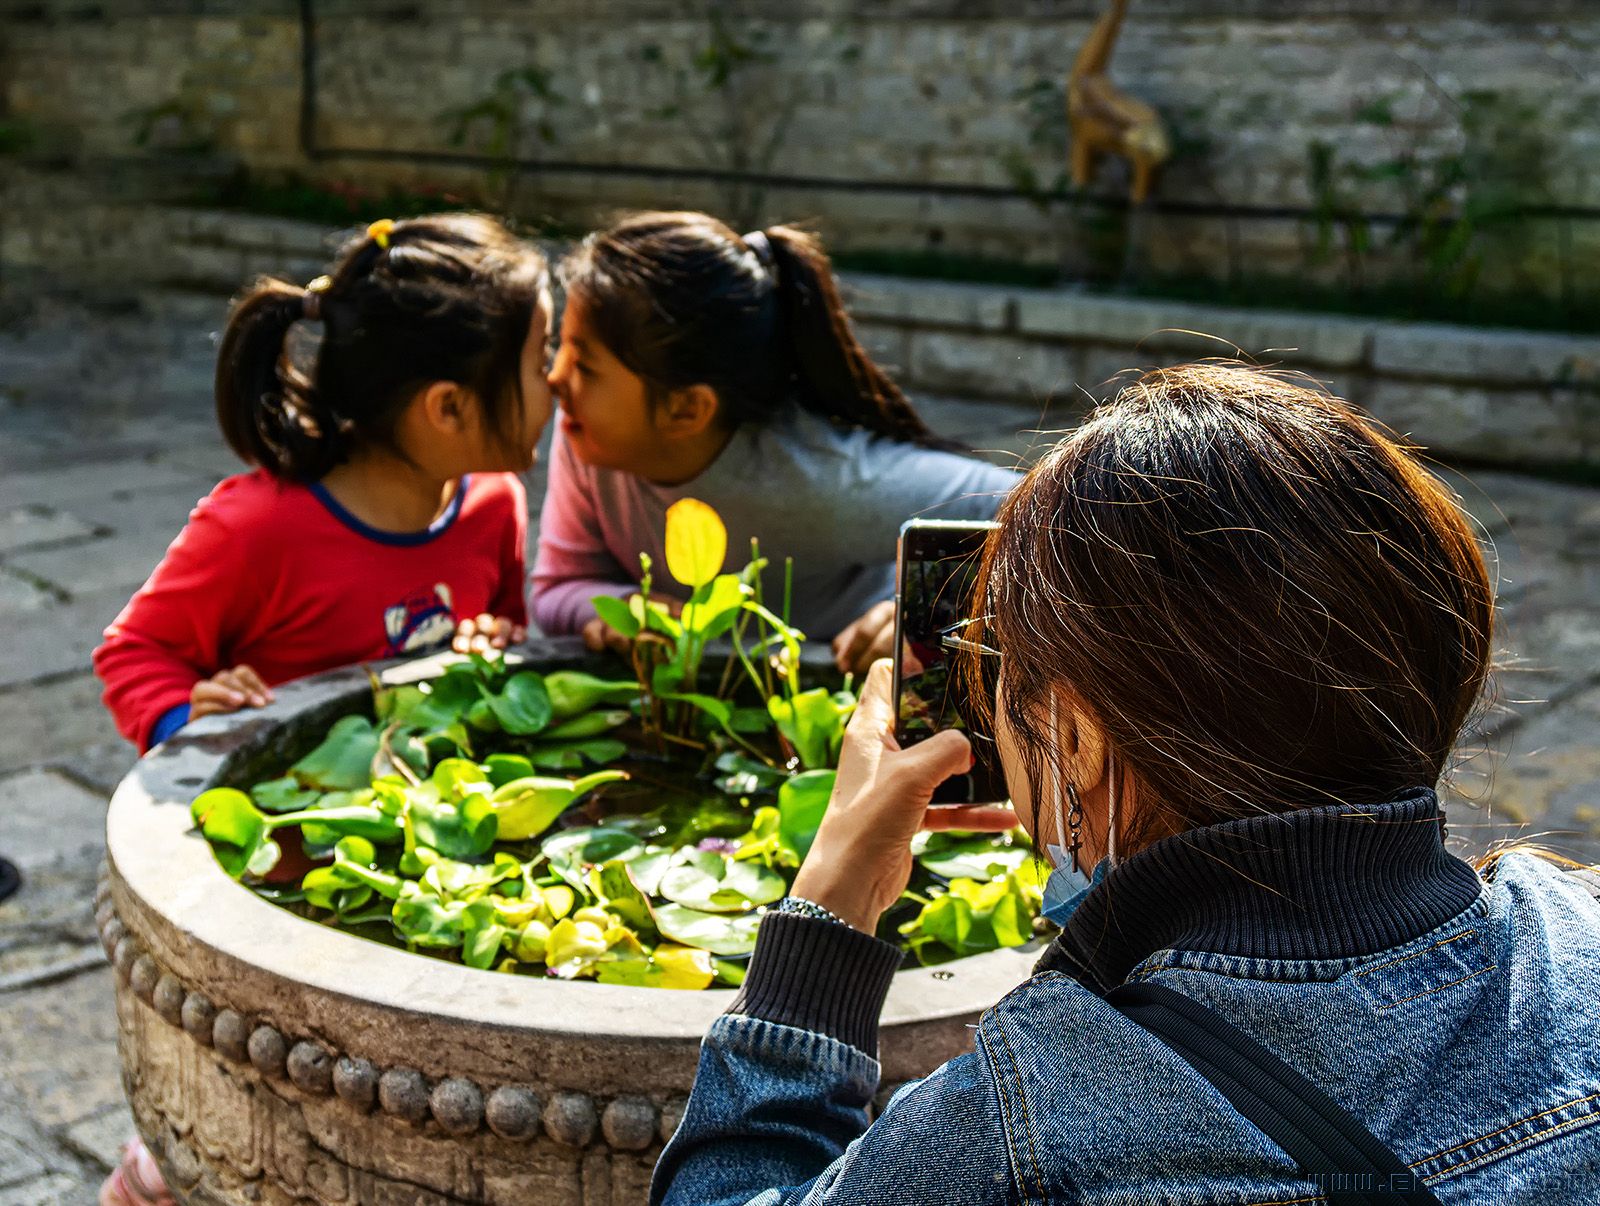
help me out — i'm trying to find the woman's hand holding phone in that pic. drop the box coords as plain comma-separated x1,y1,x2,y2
789,659,1016,934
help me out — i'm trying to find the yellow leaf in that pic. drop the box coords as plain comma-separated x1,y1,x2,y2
652,944,717,990
664,498,727,589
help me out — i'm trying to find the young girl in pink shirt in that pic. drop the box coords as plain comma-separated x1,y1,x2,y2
533,211,1019,674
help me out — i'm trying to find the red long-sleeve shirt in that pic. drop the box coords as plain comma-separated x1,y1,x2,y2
94,469,527,750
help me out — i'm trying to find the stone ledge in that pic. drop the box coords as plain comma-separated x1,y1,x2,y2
1012,291,1375,369
842,273,1013,333
1371,323,1600,388
175,208,338,258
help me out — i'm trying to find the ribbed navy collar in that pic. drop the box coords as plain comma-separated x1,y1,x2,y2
309,476,470,547
1038,788,1484,993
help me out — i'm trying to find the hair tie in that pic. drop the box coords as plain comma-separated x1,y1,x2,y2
366,218,395,249
302,274,331,321
742,229,774,270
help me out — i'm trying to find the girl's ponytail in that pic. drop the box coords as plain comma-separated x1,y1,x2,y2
214,278,348,480
763,225,958,451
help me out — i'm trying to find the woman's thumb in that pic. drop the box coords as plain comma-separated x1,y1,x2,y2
891,729,973,795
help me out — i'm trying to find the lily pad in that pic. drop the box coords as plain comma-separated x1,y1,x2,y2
912,831,1032,881
591,858,655,931
595,943,716,990
541,827,645,892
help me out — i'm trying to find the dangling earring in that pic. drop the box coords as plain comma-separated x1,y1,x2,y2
1065,782,1084,873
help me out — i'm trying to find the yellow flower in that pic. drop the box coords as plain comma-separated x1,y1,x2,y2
366,218,395,248
664,498,727,589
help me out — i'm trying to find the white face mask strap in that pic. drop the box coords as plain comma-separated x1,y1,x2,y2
1106,751,1118,868
1048,694,1070,863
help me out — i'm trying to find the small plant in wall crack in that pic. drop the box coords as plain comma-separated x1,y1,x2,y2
1305,86,1555,307
636,3,861,229
439,65,567,210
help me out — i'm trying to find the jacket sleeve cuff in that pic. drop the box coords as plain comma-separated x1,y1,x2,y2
727,912,904,1058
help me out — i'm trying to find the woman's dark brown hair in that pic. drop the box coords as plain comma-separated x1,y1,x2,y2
976,362,1494,855
558,210,958,449
215,213,549,481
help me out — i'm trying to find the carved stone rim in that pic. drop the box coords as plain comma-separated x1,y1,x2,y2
105,641,1037,1067
97,867,706,1148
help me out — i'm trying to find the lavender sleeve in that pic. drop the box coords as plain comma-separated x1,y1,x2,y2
529,428,637,635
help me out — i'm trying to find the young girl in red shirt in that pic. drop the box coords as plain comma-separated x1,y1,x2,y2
94,214,552,1204
95,213,551,754
95,215,556,1202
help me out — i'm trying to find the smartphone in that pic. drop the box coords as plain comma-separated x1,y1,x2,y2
892,519,1005,804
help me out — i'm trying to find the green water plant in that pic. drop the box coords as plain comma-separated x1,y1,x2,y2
192,501,1041,986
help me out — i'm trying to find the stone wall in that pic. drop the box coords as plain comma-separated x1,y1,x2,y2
3,1,1598,294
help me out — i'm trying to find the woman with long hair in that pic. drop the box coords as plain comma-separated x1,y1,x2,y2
652,362,1600,1204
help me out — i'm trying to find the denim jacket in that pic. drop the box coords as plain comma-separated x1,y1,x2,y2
652,791,1600,1204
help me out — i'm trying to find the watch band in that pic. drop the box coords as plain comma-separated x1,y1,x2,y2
775,895,848,927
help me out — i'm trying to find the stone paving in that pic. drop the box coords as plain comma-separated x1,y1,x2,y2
2,295,1599,1202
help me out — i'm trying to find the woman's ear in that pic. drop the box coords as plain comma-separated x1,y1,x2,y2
1057,695,1108,795
654,383,720,440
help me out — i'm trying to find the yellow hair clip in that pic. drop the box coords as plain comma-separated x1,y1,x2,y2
366,218,395,249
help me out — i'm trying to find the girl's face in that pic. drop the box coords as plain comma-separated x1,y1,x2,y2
547,295,664,474
397,294,554,480
483,290,556,472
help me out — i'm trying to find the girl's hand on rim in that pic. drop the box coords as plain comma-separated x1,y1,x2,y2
790,659,1015,934
190,665,274,719
453,614,527,655
832,599,896,677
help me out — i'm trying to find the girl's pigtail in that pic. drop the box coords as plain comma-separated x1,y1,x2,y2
214,277,346,480
763,225,960,451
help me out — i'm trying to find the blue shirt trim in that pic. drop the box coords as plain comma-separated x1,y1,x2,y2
309,476,471,547
147,702,191,751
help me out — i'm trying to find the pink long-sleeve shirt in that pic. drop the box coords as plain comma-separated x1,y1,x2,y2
531,409,1019,640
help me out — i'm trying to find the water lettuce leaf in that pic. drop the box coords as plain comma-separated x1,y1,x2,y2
291,715,380,790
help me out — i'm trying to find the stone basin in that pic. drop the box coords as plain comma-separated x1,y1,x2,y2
98,638,1039,1204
